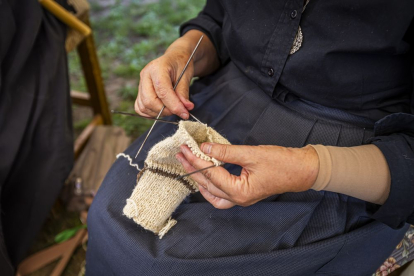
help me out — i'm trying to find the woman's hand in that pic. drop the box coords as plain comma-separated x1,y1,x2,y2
135,48,195,119
135,30,219,119
176,143,319,209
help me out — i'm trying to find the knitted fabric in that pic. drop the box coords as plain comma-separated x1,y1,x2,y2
123,121,230,238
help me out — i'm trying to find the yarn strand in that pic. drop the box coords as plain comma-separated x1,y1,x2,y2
116,153,141,171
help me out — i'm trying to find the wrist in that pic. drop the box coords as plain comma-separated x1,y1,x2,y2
298,145,319,192
167,30,205,62
178,30,220,76
181,30,206,62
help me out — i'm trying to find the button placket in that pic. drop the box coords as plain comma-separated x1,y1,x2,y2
259,0,303,97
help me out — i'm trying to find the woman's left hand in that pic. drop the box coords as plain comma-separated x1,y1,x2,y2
176,143,320,209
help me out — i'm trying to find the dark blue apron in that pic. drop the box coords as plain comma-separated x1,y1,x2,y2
86,62,408,275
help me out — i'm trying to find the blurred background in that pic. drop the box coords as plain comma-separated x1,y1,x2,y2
29,1,205,275
71,0,205,139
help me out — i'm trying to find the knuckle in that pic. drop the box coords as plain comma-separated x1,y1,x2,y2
139,70,145,78
202,180,210,190
203,169,213,180
177,89,189,99
185,151,196,163
156,87,168,99
137,101,152,116
147,60,156,68
217,145,229,161
141,96,151,107
134,100,141,113
142,106,153,115
135,106,146,116
169,106,181,114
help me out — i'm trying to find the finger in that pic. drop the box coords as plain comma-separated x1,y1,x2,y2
201,143,252,165
135,96,157,117
135,77,156,117
140,74,168,116
175,71,194,111
135,94,152,117
176,152,231,200
151,70,189,119
179,145,238,195
198,185,236,209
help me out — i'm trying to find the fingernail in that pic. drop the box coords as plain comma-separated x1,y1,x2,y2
201,143,213,154
181,113,189,120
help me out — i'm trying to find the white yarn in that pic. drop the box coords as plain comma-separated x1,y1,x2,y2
126,198,139,217
158,217,177,239
116,153,141,171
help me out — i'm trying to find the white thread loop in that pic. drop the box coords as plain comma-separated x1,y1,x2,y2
158,217,177,239
116,153,141,171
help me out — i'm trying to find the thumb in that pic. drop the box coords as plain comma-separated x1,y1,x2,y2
177,93,194,110
200,143,249,165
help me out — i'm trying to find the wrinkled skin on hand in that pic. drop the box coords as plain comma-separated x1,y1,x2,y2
134,29,219,120
176,143,319,209
134,48,195,120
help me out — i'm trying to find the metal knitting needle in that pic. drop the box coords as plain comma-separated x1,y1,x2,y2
135,35,204,159
111,110,179,125
175,164,216,180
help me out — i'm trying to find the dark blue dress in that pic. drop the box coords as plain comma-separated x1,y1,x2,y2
86,63,408,275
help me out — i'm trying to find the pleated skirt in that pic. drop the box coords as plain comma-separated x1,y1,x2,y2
86,62,407,275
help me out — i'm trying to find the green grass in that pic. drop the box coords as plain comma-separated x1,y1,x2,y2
69,0,206,139
92,0,206,79
117,83,137,101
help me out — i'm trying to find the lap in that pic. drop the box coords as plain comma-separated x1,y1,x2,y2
86,63,408,275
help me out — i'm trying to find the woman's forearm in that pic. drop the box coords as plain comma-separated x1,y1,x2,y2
166,30,220,77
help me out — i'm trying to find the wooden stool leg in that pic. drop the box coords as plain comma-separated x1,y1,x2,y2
17,229,87,276
77,13,112,125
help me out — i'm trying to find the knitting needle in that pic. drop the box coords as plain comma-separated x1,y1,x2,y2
175,164,216,180
135,35,204,159
111,110,179,125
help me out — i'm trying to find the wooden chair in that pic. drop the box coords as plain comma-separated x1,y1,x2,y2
39,0,113,160
16,1,117,275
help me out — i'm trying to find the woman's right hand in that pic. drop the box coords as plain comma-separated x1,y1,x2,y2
135,30,220,120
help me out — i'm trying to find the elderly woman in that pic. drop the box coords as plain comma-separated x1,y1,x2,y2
86,1,414,275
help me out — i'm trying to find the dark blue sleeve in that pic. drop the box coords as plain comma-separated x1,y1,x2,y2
369,113,414,229
367,21,414,229
179,0,229,65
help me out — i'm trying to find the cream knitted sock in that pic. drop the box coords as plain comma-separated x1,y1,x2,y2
123,121,230,238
